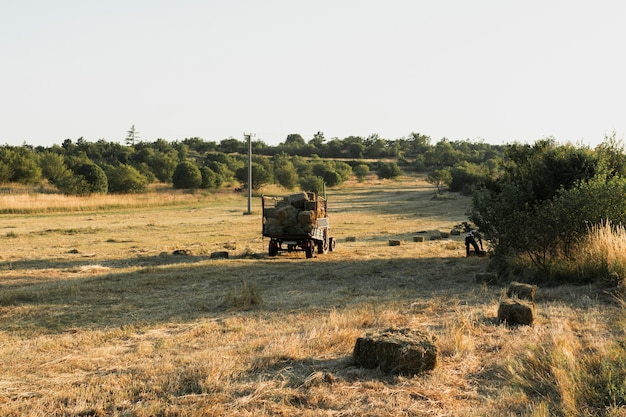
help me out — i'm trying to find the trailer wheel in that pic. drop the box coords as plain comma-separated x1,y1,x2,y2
268,242,278,257
329,237,336,252
305,242,314,258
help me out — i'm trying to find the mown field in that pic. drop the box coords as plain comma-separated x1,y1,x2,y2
0,177,624,416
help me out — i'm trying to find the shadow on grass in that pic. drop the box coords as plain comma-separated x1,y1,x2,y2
0,253,212,274
0,254,491,335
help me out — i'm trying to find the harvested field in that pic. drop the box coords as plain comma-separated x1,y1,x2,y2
0,176,623,416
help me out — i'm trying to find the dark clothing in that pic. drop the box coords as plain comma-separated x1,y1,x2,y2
465,230,482,256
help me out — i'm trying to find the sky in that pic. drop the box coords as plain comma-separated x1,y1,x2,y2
1,0,625,148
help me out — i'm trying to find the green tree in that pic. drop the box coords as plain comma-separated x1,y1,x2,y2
39,152,73,186
426,169,452,194
299,175,325,194
353,163,370,182
61,163,108,195
200,166,219,189
106,164,148,193
322,170,342,187
235,163,272,190
377,161,403,179
274,161,299,189
125,125,139,146
172,161,202,189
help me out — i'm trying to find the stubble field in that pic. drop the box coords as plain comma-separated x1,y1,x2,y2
0,177,623,416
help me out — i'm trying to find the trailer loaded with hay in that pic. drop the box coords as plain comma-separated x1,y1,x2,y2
262,192,335,258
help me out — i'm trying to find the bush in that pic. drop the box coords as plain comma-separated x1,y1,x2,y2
106,164,148,193
299,175,325,194
377,162,403,179
353,164,370,182
200,166,219,189
60,163,108,195
172,161,202,189
322,170,342,187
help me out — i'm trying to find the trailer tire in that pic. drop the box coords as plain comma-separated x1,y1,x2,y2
268,242,278,257
305,242,314,258
329,237,336,252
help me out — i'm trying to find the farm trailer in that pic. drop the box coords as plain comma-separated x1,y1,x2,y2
261,192,336,258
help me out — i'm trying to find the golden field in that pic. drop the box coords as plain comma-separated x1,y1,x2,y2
0,177,624,416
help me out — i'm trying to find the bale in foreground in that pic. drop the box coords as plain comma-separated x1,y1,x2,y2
353,328,437,375
497,298,534,325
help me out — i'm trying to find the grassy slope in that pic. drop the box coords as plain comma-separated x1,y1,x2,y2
0,177,623,416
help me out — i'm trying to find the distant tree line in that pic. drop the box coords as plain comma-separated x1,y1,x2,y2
0,132,506,195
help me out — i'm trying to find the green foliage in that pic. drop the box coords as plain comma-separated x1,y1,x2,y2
273,159,299,190
322,170,342,187
353,163,370,182
299,175,325,195
199,166,219,189
448,162,491,194
0,147,42,185
472,140,626,282
235,163,272,190
75,163,108,194
58,162,108,195
39,152,72,185
172,161,202,189
426,169,452,194
106,164,148,193
377,162,403,179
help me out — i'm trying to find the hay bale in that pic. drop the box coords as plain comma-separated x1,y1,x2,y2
262,207,277,218
172,249,192,256
264,224,284,235
388,239,401,246
440,231,450,238
353,328,437,375
284,192,309,209
507,281,538,302
498,299,534,325
210,251,229,259
345,236,357,242
475,272,498,285
297,210,316,225
413,235,425,242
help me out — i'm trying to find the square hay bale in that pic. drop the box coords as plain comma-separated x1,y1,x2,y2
475,272,498,285
353,328,437,375
440,231,450,238
284,192,309,209
413,235,425,242
507,281,538,302
498,299,534,326
297,210,316,225
345,236,357,242
388,239,401,246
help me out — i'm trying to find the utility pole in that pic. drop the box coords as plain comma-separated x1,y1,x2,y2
244,133,254,215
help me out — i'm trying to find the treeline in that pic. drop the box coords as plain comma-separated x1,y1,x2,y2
0,133,506,195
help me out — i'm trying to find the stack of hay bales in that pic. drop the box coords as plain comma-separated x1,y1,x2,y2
263,192,326,236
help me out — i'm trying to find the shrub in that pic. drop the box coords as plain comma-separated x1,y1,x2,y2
377,162,403,179
353,164,370,182
299,175,325,194
60,163,108,195
172,161,202,189
106,164,148,193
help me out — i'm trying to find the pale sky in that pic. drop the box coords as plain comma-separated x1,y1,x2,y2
1,0,625,148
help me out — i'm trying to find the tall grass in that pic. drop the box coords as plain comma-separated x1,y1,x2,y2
503,311,626,416
576,220,626,289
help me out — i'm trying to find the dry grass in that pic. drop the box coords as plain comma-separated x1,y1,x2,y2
0,176,623,416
